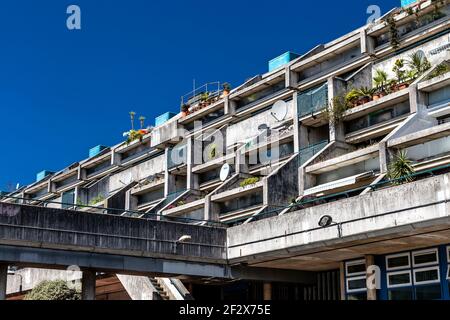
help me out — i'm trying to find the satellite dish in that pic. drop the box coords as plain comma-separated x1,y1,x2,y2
220,163,231,182
271,100,288,122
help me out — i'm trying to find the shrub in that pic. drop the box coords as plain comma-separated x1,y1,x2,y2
25,280,81,301
387,150,415,185
240,177,260,188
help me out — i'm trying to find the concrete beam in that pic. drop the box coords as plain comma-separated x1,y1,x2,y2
0,245,228,280
229,266,316,285
81,269,96,301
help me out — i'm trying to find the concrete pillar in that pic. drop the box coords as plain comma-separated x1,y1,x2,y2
0,264,7,300
81,270,96,301
366,255,377,301
292,92,300,153
235,149,248,174
263,283,272,301
379,141,389,174
339,262,346,301
186,137,198,190
409,83,419,113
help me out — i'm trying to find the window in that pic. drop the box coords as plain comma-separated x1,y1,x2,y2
388,271,412,288
389,287,414,300
346,276,366,293
413,267,440,285
346,260,366,276
386,247,444,301
345,260,367,299
412,249,439,267
386,253,410,271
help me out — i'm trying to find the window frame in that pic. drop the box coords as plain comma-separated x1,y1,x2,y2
345,259,366,277
387,270,412,289
386,252,411,271
346,275,367,293
447,246,450,263
412,248,439,268
413,266,441,286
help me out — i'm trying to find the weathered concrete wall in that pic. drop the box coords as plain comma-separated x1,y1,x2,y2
7,268,82,295
266,155,299,207
373,33,450,79
228,173,450,260
0,203,226,264
109,155,165,192
226,101,294,147
116,274,157,300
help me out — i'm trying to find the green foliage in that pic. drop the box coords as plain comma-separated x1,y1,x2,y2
373,69,389,92
405,52,432,78
222,82,231,92
386,15,400,49
25,280,81,301
426,62,450,80
392,59,406,84
324,95,349,124
387,150,415,185
89,195,105,206
127,129,145,144
240,177,260,188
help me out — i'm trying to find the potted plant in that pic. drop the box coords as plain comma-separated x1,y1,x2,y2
345,88,361,108
387,150,415,185
355,87,375,105
373,69,389,100
181,104,190,117
405,51,432,79
200,92,210,107
222,82,231,96
392,59,409,91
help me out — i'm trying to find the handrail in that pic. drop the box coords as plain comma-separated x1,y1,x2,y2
226,162,450,225
0,194,227,228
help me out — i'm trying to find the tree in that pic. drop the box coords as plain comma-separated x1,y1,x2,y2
24,280,81,301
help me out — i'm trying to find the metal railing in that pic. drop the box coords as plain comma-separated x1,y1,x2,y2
298,140,329,167
225,162,450,225
0,193,226,228
298,83,328,118
181,82,223,106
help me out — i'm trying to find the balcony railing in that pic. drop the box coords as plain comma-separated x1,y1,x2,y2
299,140,329,166
298,84,328,118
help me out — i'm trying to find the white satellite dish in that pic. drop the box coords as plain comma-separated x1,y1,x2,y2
271,100,288,122
220,163,231,182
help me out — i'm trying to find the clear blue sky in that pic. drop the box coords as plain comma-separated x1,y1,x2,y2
0,0,399,191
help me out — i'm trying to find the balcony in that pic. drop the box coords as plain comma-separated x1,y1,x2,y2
167,144,187,171
299,140,329,167
298,83,328,126
344,103,410,144
371,1,449,49
162,191,206,221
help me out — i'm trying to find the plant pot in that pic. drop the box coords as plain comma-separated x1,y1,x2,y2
358,97,371,105
397,83,409,90
373,93,381,101
181,111,188,118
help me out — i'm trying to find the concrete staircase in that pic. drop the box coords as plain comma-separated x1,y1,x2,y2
149,278,170,300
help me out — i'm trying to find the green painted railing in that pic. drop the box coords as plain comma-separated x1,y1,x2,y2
298,140,329,166
298,84,328,118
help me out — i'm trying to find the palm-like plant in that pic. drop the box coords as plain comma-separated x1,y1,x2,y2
387,150,415,184
392,59,406,84
373,69,389,93
129,111,136,130
139,116,146,129
355,87,376,99
405,52,432,77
